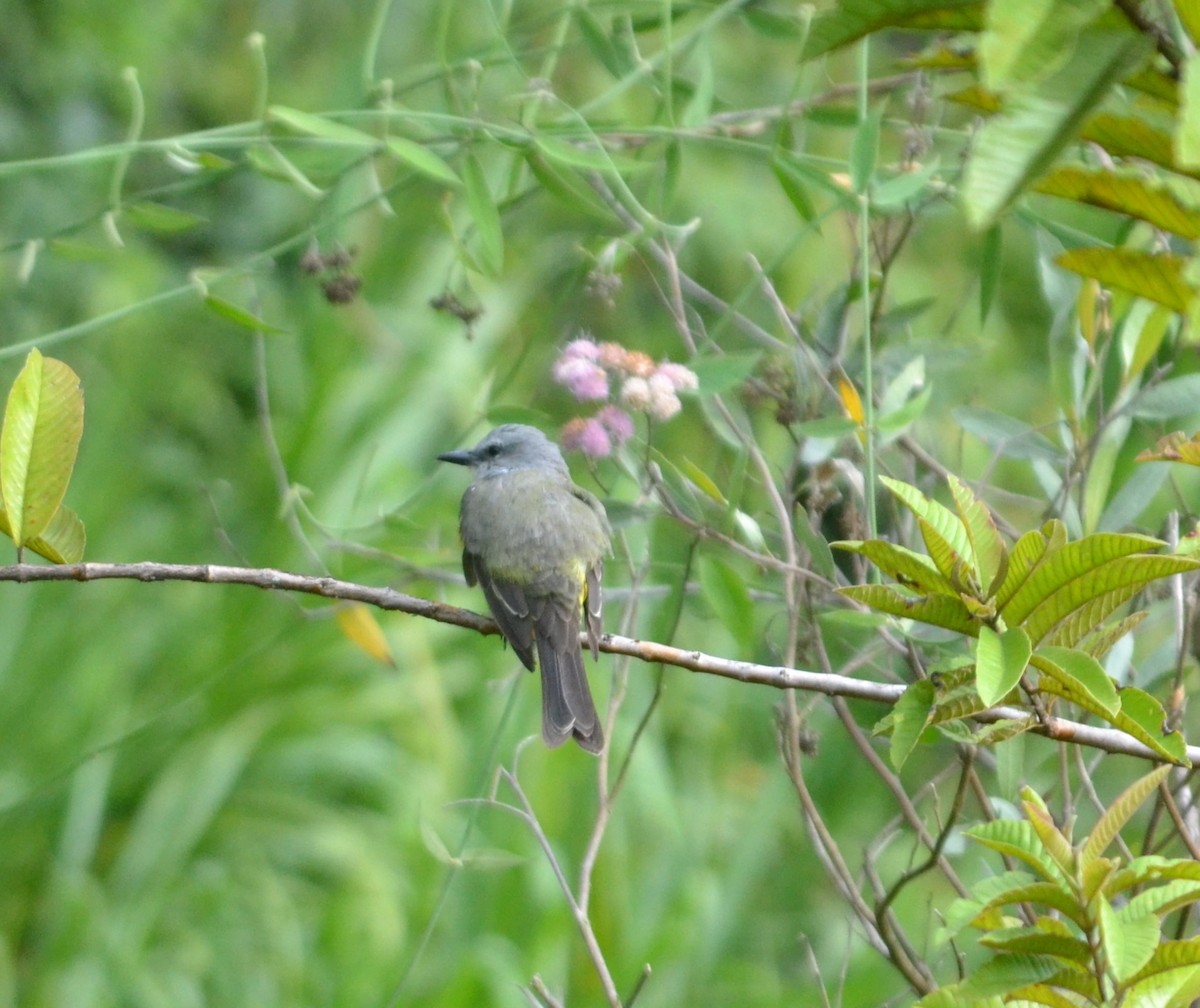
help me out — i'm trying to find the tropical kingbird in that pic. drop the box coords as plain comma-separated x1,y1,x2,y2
438,424,611,753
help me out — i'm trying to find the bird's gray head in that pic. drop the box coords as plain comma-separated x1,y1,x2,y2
437,424,570,478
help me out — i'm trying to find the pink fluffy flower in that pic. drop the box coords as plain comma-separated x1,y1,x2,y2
655,361,698,392
552,357,609,401
561,337,601,361
561,417,612,458
596,404,635,444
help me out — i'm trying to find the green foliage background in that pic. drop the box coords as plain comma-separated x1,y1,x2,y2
2,0,1200,1006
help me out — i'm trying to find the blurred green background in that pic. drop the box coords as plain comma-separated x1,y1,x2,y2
0,1,1194,1006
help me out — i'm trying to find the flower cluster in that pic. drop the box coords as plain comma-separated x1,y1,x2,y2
552,337,698,458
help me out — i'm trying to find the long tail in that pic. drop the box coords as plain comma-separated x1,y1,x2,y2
535,605,603,753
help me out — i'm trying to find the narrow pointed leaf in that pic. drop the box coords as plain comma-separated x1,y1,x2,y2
837,584,979,635
1022,791,1076,877
832,539,957,594
385,136,460,186
462,154,504,276
948,474,1007,594
334,603,395,667
1084,763,1166,864
967,819,1071,886
0,350,84,547
1000,533,1164,626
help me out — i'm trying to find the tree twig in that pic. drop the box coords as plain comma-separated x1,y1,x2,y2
0,561,1192,764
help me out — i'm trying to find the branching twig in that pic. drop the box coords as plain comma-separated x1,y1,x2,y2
0,561,1193,763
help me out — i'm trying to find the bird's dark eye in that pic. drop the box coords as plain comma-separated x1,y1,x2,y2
485,444,502,458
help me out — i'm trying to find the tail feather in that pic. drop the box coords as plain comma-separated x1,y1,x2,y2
535,609,603,754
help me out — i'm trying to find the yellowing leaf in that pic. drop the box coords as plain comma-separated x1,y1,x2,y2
838,375,865,425
335,602,395,667
0,350,84,549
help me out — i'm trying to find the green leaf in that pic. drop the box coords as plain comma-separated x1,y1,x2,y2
1129,373,1200,420
1101,897,1160,983
837,584,979,635
951,405,1066,462
1180,53,1200,169
962,27,1152,228
999,532,1165,626
834,539,956,595
871,159,942,210
124,201,207,233
1080,766,1172,866
968,818,1072,886
245,142,324,197
1031,645,1119,715
1112,686,1190,765
696,554,757,653
976,626,1031,707
0,501,85,564
203,295,288,334
0,350,84,549
268,105,375,146
689,352,762,395
772,156,818,222
462,154,504,277
524,149,612,221
979,0,1110,92
888,679,935,770
384,136,460,187
948,474,1007,595
850,104,884,194
979,223,1003,323
802,0,983,60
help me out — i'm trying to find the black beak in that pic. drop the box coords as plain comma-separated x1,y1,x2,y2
437,449,474,466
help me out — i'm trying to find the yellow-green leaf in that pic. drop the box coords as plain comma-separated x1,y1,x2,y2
0,350,84,548
1057,247,1195,313
335,603,395,667
976,625,1031,707
1035,167,1200,239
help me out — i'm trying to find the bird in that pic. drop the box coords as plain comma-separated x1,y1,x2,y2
438,424,611,753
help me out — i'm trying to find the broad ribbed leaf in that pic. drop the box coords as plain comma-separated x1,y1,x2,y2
1128,938,1200,987
1000,533,1164,626
0,349,84,548
979,0,1110,93
1113,686,1189,765
838,584,979,635
1031,646,1119,715
1080,768,1171,864
1021,554,1199,645
954,953,1061,1000
1023,790,1077,879
1124,880,1200,920
0,501,85,564
1181,54,1200,169
880,476,974,574
1077,610,1147,659
832,539,957,594
1057,247,1195,313
977,626,1031,707
1084,112,1180,171
962,28,1152,228
949,474,1007,594
967,819,1071,886
801,0,982,59
889,679,935,769
1100,898,1160,983
978,927,1089,964
1036,167,1200,238
995,525,1059,610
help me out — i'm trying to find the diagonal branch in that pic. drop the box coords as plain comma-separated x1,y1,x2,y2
0,561,1192,764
